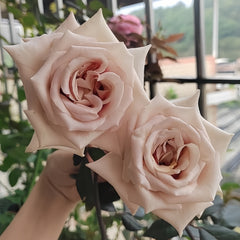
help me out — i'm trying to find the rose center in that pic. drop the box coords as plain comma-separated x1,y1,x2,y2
62,61,111,106
153,138,178,168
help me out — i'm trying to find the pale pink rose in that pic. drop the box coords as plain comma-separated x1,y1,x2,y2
88,91,232,235
108,14,143,35
5,10,149,156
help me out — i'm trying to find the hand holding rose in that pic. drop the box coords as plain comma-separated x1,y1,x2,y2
0,150,79,240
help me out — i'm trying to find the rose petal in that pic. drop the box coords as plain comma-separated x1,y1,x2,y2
55,12,80,33
128,45,151,85
25,109,102,153
153,201,212,236
202,117,233,165
74,9,118,43
87,152,139,213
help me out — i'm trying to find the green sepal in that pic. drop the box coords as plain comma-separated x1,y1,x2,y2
75,156,95,211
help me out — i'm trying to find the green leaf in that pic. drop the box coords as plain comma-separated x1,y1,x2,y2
26,154,37,163
8,168,22,187
17,86,26,102
201,195,224,221
222,204,240,228
199,228,217,240
76,0,87,9
144,219,178,240
0,198,13,214
7,5,22,19
22,14,36,28
202,224,240,240
75,157,95,211
221,182,240,191
0,156,16,172
89,0,105,11
0,211,15,235
100,202,116,212
121,212,144,231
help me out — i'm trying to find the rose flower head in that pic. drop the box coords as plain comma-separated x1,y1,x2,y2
108,14,143,35
88,91,232,235
5,10,149,156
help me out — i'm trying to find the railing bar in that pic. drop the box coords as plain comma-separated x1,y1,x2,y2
194,0,207,117
0,8,9,94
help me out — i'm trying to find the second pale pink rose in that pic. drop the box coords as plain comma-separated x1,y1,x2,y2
88,91,232,235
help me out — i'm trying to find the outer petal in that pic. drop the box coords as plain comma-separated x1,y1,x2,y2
171,90,200,108
87,152,139,213
4,33,62,83
138,94,204,132
25,109,101,156
202,118,233,164
55,12,80,33
153,201,212,236
128,45,151,85
74,9,118,43
4,33,62,110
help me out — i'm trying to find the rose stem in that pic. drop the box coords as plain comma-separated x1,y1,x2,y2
94,172,108,240
185,225,196,240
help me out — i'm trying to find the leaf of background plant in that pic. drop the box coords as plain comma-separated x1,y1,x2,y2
221,182,240,191
164,33,184,43
134,207,145,219
100,202,116,212
201,195,224,222
222,204,240,228
202,224,240,240
26,154,37,163
199,228,217,240
124,205,145,219
17,86,26,102
0,155,16,172
6,5,22,19
143,219,178,240
0,198,13,214
8,168,22,187
121,212,144,231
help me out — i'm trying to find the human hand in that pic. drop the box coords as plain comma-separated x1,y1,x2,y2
0,150,81,240
41,150,81,204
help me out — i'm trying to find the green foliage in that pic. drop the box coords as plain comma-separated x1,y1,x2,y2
201,224,240,240
164,86,178,99
59,226,85,240
121,212,144,231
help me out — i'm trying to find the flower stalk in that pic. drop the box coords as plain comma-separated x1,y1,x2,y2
94,172,108,240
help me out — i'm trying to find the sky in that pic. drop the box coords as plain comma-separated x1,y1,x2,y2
117,0,193,14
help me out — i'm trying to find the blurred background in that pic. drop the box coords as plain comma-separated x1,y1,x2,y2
0,1,240,239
